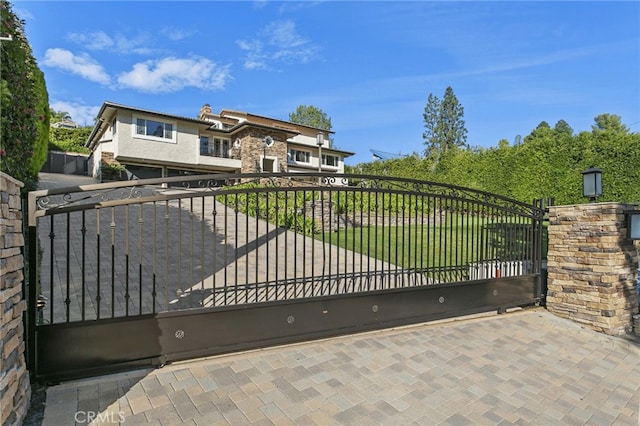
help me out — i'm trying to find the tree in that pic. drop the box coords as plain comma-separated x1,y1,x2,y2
50,109,71,123
553,119,573,136
422,93,440,156
0,1,49,191
591,113,628,135
289,105,334,146
423,86,468,157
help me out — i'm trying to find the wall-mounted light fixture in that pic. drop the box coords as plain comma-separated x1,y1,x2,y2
582,167,602,203
626,210,640,240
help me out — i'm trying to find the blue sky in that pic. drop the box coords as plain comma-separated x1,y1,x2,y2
15,1,640,165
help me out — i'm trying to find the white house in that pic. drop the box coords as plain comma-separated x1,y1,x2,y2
85,102,353,181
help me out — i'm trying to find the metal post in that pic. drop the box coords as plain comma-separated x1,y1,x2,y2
26,194,38,378
316,132,324,185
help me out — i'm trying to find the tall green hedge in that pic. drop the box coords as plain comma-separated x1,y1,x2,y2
351,116,640,205
0,1,49,191
48,127,91,154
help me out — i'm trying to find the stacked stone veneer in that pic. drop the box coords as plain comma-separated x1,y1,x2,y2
546,203,639,335
0,172,30,426
235,129,289,175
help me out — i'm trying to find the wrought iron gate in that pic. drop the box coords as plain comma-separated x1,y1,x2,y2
26,173,545,382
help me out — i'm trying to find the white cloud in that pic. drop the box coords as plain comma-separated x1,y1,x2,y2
112,34,154,55
236,20,320,70
264,20,306,49
161,26,195,41
67,31,114,51
236,39,268,70
42,48,111,85
117,56,232,93
67,30,153,55
49,100,100,127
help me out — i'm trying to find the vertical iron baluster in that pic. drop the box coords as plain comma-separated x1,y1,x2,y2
451,198,457,281
374,191,380,290
138,204,143,315
223,194,228,306
416,194,422,285
212,196,218,306
359,189,365,291
244,193,249,304
476,202,483,276
81,211,86,320
164,201,169,312
321,192,328,294
178,199,182,302
234,195,239,304
96,210,101,320
463,199,469,280
49,215,54,324
387,194,392,289
190,198,194,306
283,190,288,299
254,192,258,302
292,189,297,297
201,197,206,308
364,191,370,291
274,192,279,301
265,191,270,300
420,195,425,283
335,191,343,294
301,190,307,297
244,193,251,303
125,205,130,317
431,197,437,282
397,194,402,287
310,195,315,296
110,207,116,318
442,197,447,281
379,191,385,290
351,190,357,293
65,212,70,322
152,202,157,314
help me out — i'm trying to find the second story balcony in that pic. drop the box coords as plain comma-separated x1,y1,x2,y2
200,137,231,158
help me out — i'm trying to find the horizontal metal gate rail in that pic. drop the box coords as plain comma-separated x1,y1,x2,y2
26,172,545,381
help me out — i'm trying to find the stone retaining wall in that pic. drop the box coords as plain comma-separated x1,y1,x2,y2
0,172,30,426
546,203,639,335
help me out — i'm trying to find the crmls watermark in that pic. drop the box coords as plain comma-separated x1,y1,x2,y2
74,411,126,424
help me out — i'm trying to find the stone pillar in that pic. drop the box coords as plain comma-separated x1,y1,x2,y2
0,172,30,426
546,202,639,335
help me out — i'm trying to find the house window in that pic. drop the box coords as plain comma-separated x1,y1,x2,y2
322,154,339,167
200,136,209,155
288,149,310,164
111,118,117,135
212,138,230,158
134,117,175,142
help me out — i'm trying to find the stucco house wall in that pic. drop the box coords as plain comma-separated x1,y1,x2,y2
85,102,353,181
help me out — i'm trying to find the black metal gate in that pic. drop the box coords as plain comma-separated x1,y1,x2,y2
26,173,545,382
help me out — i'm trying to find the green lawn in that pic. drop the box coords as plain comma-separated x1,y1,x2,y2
321,214,538,270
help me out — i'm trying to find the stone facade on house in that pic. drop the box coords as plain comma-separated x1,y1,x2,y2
234,128,289,174
0,172,30,426
546,203,639,335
